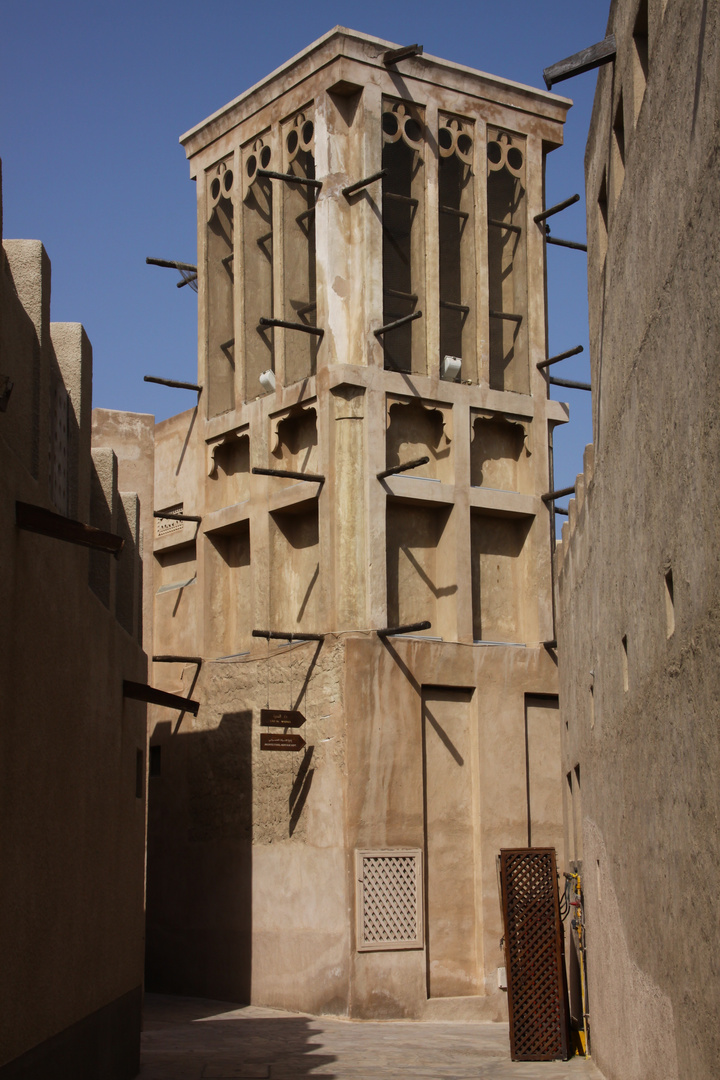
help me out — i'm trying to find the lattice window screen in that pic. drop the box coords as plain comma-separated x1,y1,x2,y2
500,848,569,1061
356,849,423,952
156,503,184,537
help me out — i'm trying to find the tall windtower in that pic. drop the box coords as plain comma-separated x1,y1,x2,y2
147,28,571,1021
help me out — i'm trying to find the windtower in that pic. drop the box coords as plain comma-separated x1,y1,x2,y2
147,29,572,1020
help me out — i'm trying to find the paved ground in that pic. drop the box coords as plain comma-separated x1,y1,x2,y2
140,995,605,1080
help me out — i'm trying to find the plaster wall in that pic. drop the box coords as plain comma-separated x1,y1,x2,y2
556,3,720,1078
92,408,155,649
146,364,567,1018
146,30,572,1021
0,180,150,1078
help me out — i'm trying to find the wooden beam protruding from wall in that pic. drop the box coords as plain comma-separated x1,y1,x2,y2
16,501,124,557
123,680,200,716
543,35,616,89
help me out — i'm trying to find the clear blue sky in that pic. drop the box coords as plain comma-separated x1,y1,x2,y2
0,1,608,496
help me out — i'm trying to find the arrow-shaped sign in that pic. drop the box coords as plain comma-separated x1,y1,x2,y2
261,733,306,752
260,708,306,728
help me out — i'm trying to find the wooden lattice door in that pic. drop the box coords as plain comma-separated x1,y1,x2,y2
500,848,570,1061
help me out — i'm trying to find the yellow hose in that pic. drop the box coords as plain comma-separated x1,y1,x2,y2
568,872,589,1055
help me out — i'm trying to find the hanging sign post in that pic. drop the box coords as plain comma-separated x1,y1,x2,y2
261,733,306,752
260,708,306,728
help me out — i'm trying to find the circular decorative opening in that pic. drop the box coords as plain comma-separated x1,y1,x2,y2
404,117,422,143
222,169,233,194
246,155,257,177
438,127,453,151
507,147,523,171
487,141,502,164
382,111,398,137
210,177,221,200
302,120,314,145
260,145,271,168
457,133,473,156
287,130,298,155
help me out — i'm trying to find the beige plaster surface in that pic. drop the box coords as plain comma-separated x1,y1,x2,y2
147,29,572,1025
93,407,156,647
556,3,720,1080
0,191,150,1075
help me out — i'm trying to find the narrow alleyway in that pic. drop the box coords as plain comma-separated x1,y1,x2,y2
140,995,605,1080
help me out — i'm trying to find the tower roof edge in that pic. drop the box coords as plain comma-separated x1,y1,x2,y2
179,26,572,161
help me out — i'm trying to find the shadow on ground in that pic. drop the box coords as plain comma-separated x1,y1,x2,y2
141,994,335,1079
140,993,606,1080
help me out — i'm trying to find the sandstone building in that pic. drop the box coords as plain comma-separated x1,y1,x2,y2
146,29,574,1021
0,164,152,1078
556,1,720,1078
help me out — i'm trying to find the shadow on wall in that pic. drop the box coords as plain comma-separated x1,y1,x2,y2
145,711,253,1003
385,400,451,477
272,406,318,473
142,994,338,1076
145,645,320,1002
470,416,527,490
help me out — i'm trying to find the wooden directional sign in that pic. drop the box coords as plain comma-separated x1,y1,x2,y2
261,733,306,752
260,708,306,728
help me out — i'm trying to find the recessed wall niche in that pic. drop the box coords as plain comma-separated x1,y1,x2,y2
422,687,480,997
269,505,320,633
381,99,426,375
332,384,366,627
156,542,197,591
438,115,476,383
154,542,198,657
470,512,535,643
242,134,275,400
486,129,529,394
204,522,252,658
385,398,452,483
282,108,318,385
206,158,235,417
270,404,318,475
470,413,530,491
386,501,456,640
207,430,250,513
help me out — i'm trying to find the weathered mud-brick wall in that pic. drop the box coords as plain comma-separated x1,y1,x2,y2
0,164,152,1080
556,3,720,1079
